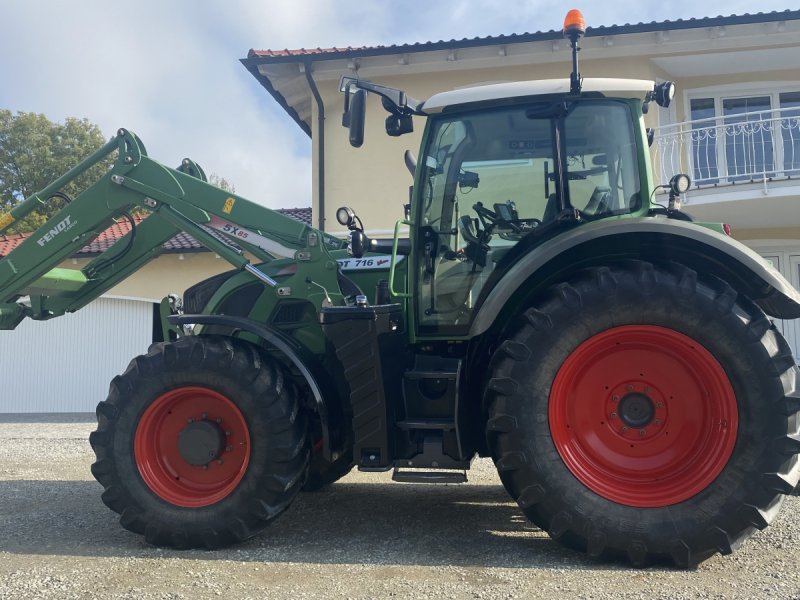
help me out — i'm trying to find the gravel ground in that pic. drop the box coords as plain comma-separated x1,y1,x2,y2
1,415,799,600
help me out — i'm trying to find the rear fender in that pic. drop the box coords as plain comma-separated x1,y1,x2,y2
470,218,800,337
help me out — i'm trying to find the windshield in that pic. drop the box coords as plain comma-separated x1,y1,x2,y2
416,99,641,335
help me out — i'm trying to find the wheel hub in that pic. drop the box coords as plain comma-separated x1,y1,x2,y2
605,381,667,441
618,392,654,428
178,420,226,466
134,386,251,508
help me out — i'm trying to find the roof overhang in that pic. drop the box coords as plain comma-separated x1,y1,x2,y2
241,11,800,135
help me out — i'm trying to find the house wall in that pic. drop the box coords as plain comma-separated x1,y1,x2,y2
69,251,230,302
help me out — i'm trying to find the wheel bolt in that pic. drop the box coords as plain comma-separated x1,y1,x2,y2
226,445,232,452
225,431,231,437
656,402,663,408
626,385,634,392
621,426,628,432
217,459,224,465
612,396,620,402
216,417,223,424
644,386,652,394
610,412,617,419
639,429,647,437
202,465,208,470
201,412,208,419
654,419,662,425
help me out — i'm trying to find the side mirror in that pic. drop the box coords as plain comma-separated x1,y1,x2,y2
343,89,367,148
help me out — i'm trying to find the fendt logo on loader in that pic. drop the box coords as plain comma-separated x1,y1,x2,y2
36,215,77,247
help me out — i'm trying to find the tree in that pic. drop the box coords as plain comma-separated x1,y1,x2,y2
208,173,235,193
0,110,110,232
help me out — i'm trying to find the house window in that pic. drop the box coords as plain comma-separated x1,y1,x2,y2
690,98,719,184
687,88,800,186
780,92,800,175
722,96,774,181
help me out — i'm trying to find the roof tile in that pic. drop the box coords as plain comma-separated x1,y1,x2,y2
277,206,313,224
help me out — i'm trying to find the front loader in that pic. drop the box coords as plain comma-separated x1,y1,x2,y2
2,9,800,567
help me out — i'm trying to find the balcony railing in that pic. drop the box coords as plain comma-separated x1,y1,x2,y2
652,107,800,189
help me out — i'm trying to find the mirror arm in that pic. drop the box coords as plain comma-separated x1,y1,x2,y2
340,77,426,116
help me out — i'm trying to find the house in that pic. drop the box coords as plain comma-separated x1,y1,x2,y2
242,9,800,357
0,208,310,412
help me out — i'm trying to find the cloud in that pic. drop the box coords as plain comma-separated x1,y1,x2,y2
1,0,795,212
0,0,312,208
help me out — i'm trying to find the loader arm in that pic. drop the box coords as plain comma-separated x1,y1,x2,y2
0,128,346,329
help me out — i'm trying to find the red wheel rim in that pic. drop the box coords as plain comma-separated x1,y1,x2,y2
134,387,251,508
549,325,737,507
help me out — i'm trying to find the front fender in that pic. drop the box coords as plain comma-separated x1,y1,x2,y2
168,314,339,461
470,218,800,337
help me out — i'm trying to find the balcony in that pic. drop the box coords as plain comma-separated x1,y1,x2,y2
651,107,800,228
653,107,800,190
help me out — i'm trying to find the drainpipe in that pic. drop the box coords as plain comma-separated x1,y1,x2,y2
303,61,325,232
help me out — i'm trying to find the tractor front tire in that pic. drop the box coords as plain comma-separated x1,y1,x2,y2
486,261,800,567
90,335,309,549
302,450,354,492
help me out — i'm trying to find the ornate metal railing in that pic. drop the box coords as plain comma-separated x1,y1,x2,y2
652,107,800,189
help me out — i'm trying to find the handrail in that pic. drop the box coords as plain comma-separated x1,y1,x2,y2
656,106,800,132
652,107,800,188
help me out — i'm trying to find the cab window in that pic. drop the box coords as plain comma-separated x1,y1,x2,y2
416,100,641,335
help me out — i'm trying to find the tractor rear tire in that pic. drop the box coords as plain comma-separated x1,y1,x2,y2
485,261,800,567
90,335,309,549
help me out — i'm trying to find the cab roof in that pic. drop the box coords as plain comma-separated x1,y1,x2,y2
421,78,655,113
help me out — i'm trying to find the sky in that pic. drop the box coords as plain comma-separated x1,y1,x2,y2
0,0,795,210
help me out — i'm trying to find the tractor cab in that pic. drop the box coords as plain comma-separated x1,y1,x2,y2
412,79,651,334
338,10,678,338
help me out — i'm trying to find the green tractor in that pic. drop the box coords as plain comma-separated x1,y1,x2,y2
1,11,799,567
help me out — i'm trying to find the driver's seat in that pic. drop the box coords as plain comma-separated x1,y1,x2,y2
585,186,613,215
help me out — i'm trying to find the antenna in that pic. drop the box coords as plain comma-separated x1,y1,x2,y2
563,9,586,95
